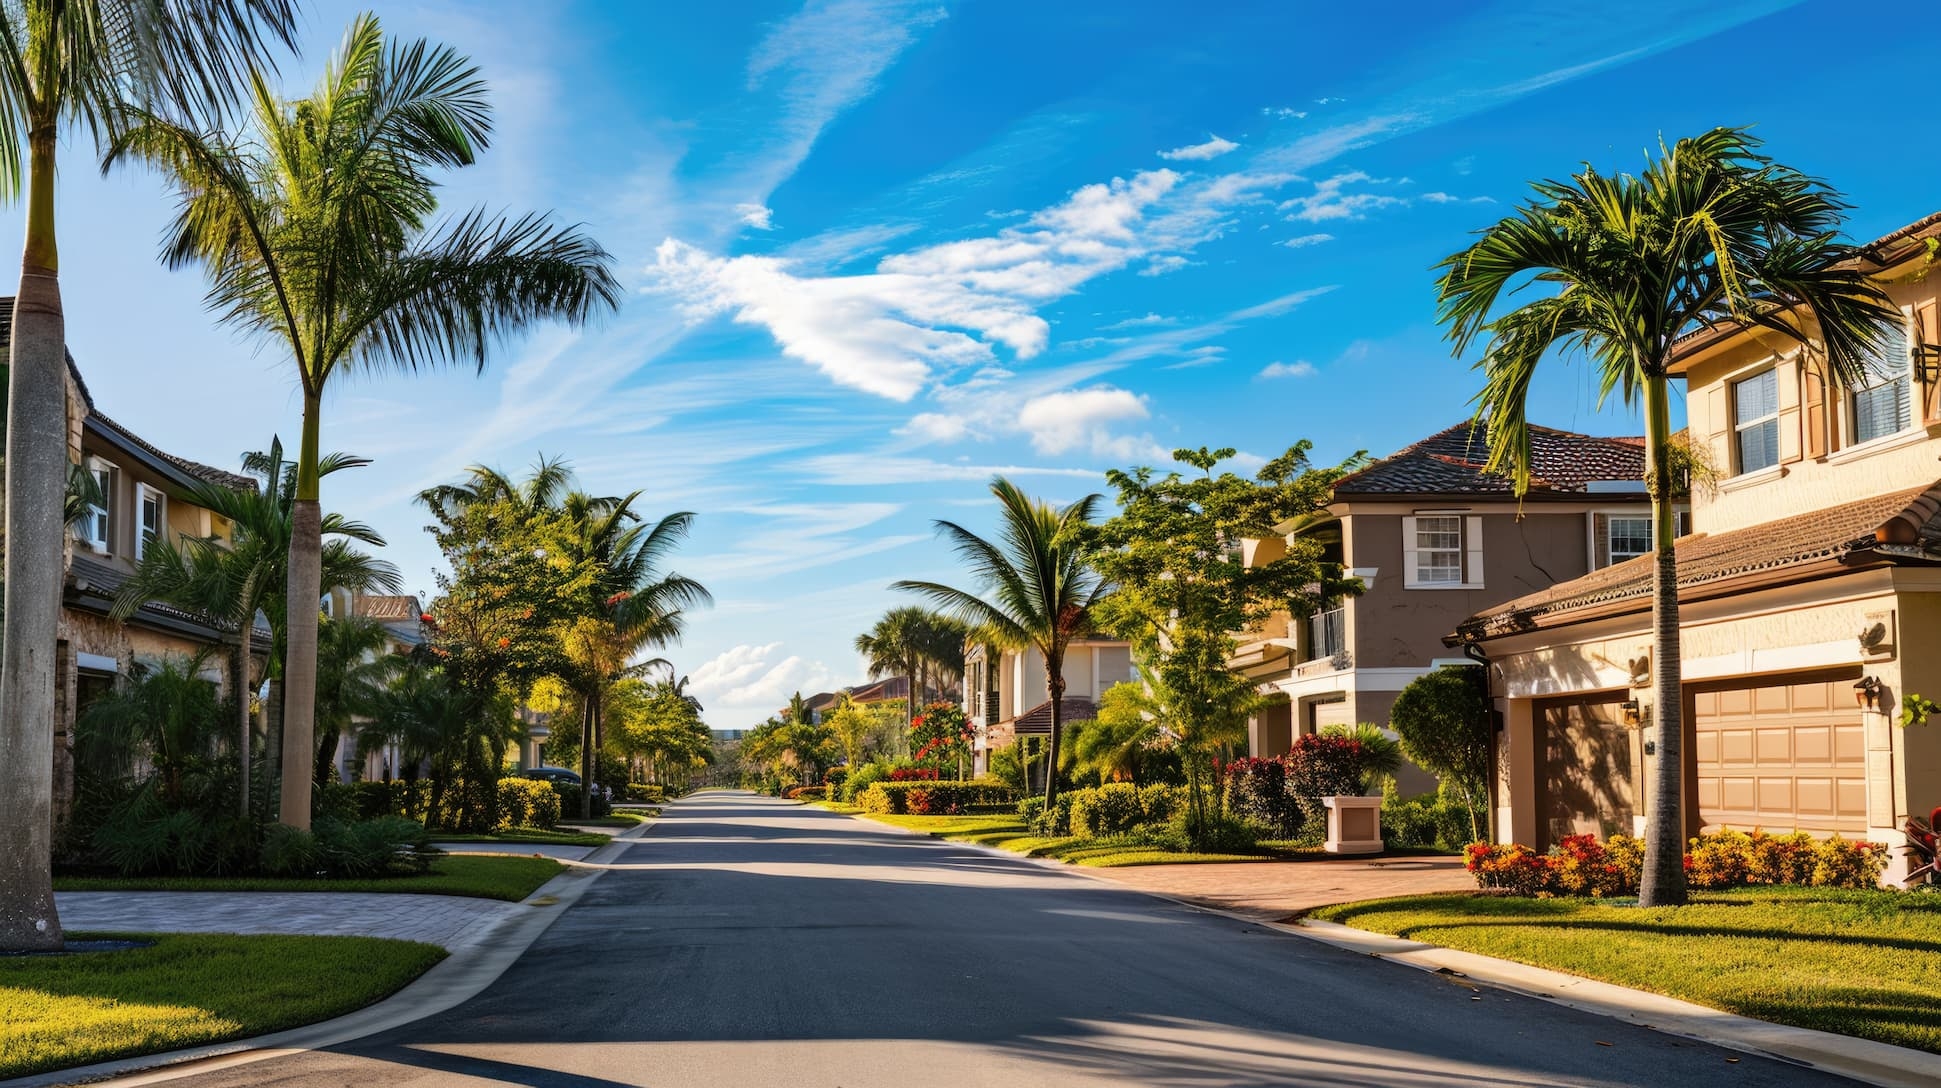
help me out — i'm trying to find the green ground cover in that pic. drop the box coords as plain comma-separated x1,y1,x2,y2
54,854,562,902
427,826,611,846
0,933,445,1079
1314,887,1941,1053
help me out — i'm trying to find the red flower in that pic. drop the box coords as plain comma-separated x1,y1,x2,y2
497,637,511,649
420,612,435,623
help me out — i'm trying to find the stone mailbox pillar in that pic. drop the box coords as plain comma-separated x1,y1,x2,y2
1323,795,1383,854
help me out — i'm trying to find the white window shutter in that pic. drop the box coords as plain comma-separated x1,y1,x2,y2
1401,516,1420,589
1464,516,1484,587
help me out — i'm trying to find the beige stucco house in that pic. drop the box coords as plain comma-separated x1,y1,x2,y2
320,591,428,782
964,638,1134,777
1454,211,1941,877
1234,422,1658,768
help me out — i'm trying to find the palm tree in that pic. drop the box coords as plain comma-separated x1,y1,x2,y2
894,477,1106,808
855,607,923,723
1433,127,1900,907
557,491,710,816
113,439,400,818
0,0,300,955
312,614,398,784
110,14,621,830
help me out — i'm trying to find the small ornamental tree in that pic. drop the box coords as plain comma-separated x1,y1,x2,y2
1075,445,1363,847
1389,666,1493,839
909,702,972,773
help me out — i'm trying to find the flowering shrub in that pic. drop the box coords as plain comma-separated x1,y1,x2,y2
856,780,1017,815
887,767,941,782
909,702,973,768
1221,758,1296,837
782,784,827,800
1468,829,1888,897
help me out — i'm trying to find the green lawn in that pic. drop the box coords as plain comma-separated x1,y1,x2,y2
427,826,611,846
54,854,562,902
1314,887,1941,1054
560,811,652,828
0,932,445,1080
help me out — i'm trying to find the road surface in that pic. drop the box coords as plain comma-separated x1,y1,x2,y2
151,791,1854,1087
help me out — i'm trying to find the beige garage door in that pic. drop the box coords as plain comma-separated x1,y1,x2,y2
1694,675,1865,835
1539,696,1634,849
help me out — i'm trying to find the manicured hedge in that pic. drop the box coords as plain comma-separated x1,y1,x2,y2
495,778,561,830
783,785,827,800
856,780,1018,815
1466,829,1889,897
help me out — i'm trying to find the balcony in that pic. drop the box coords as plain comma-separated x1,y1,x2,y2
1304,606,1346,664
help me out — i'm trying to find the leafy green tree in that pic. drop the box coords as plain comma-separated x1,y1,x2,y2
1389,667,1492,840
894,478,1106,808
1079,445,1359,843
1074,681,1174,786
312,614,399,784
0,0,299,956
1433,128,1899,906
75,654,226,810
110,14,620,832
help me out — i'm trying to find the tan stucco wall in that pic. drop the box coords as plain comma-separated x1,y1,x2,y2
1685,270,1941,535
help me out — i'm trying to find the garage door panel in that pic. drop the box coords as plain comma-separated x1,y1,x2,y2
1695,673,1866,835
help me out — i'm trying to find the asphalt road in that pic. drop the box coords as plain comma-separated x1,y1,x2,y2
158,791,1857,1087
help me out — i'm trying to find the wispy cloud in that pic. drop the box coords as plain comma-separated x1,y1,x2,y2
1100,312,1175,331
1158,134,1239,161
1259,359,1317,379
1278,232,1334,248
795,454,1103,486
736,203,776,229
1279,172,1406,223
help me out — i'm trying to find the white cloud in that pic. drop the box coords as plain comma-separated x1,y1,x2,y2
1314,96,1346,105
1262,106,1307,120
1278,232,1335,248
1158,134,1239,161
1100,312,1174,331
796,454,1103,485
647,168,1243,400
688,642,840,721
1259,359,1318,379
1015,387,1152,457
1139,254,1192,277
736,203,776,229
1279,171,1407,223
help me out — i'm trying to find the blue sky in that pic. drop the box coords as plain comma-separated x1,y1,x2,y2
21,0,1938,729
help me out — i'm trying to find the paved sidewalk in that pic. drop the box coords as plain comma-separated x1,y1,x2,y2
54,891,523,950
1087,854,1471,919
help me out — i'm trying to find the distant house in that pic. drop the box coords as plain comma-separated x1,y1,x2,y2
962,638,1135,778
318,591,429,783
1232,420,1663,774
1455,211,1941,876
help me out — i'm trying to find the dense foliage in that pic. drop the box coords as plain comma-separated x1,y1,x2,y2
1388,667,1492,839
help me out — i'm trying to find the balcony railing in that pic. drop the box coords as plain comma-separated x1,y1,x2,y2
1305,606,1346,663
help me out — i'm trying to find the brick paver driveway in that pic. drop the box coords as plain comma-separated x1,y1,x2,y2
54,891,522,950
1082,853,1472,918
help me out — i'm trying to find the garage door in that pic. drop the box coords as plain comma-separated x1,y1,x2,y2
1694,676,1865,835
1539,696,1635,848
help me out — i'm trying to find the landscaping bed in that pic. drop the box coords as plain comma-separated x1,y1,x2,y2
0,932,445,1079
54,854,562,902
428,826,612,847
1314,887,1941,1054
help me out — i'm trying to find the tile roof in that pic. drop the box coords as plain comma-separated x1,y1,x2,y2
1457,482,1941,640
846,676,910,703
352,593,425,621
1334,420,1646,498
1010,696,1099,736
67,553,272,642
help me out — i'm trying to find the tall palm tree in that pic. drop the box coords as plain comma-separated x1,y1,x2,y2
0,0,300,955
557,491,709,817
113,439,400,818
1434,127,1900,907
854,607,923,723
894,477,1106,807
110,14,620,830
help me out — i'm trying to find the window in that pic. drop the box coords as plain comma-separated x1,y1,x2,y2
1414,515,1463,585
1733,369,1780,474
82,459,113,552
1306,606,1346,662
1850,316,1913,445
1592,514,1653,569
136,485,163,560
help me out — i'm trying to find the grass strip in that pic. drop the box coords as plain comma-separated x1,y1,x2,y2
54,854,562,902
0,932,444,1079
426,827,610,846
1313,887,1941,1054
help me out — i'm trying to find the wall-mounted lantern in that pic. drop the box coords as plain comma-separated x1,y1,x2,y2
1854,676,1885,711
1620,699,1644,728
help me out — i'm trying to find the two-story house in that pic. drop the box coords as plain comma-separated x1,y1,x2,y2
322,591,429,782
36,327,265,823
1235,422,1657,772
963,637,1135,778
1454,211,1941,874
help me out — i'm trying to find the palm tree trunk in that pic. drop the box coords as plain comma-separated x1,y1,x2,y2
260,675,283,819
0,125,66,952
578,694,594,819
1639,375,1688,907
234,624,253,817
1043,648,1065,808
278,390,325,830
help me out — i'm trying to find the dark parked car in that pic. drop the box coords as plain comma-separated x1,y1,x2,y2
525,765,609,801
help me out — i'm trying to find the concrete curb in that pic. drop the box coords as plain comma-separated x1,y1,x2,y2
6,817,661,1088
841,808,1941,1088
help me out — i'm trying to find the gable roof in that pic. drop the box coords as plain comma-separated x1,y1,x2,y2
1456,481,1941,640
1333,421,1646,500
